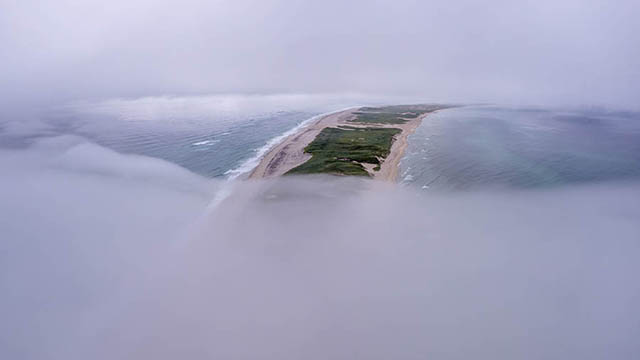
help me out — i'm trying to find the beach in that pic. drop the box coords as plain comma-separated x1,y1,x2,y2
249,106,436,181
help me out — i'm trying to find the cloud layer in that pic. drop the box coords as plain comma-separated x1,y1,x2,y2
1,138,639,359
2,0,639,109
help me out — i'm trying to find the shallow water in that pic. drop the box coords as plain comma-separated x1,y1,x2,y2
401,106,640,190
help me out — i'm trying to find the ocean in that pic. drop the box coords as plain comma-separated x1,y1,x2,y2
3,99,639,189
401,106,640,190
3,98,640,360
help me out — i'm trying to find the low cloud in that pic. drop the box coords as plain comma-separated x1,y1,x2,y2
1,138,639,359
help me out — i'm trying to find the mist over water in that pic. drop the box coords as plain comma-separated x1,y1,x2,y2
0,94,396,178
2,70,640,359
4,96,638,189
1,130,640,359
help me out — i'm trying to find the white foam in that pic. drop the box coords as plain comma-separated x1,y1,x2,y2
192,139,219,146
204,181,236,213
205,107,359,214
223,107,357,180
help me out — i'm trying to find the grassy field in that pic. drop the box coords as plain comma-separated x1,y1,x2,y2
349,104,449,125
350,112,410,124
286,126,401,176
286,104,452,177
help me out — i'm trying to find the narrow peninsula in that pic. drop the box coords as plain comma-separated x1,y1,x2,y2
249,104,451,181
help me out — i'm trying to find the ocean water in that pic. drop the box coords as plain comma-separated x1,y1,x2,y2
0,97,333,179
43,107,321,179
3,99,639,189
401,106,640,190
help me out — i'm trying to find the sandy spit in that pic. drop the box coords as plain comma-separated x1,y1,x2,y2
249,107,433,182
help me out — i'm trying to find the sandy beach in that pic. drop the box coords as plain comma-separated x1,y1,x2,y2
249,107,435,182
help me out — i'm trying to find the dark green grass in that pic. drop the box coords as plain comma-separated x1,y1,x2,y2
359,104,446,113
351,112,410,124
286,104,454,176
349,104,452,125
286,126,401,176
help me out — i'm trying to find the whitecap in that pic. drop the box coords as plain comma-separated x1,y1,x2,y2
192,139,219,146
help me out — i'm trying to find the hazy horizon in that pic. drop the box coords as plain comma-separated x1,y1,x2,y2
2,0,640,110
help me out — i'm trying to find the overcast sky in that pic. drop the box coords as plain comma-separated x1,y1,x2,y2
1,0,639,109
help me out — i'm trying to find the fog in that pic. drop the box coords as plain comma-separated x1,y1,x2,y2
1,138,639,359
2,0,640,111
2,2,640,355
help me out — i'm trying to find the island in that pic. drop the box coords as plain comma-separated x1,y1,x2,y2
249,104,452,181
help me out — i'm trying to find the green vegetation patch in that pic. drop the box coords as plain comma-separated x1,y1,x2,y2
349,104,449,125
286,126,401,176
351,112,410,124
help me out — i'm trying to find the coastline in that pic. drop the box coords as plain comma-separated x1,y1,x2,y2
373,113,428,181
249,106,434,181
248,108,356,179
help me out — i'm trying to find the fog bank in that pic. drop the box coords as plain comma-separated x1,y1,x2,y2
1,139,639,359
2,0,639,110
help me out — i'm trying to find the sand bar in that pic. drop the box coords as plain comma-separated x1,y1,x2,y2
249,106,438,182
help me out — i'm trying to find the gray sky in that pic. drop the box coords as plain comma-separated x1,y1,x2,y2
1,0,639,109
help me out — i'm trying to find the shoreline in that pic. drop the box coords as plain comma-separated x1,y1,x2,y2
373,112,428,181
249,106,435,182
